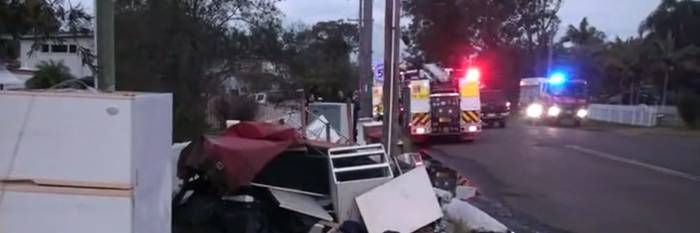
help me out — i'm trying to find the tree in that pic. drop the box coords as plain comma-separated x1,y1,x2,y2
402,0,527,66
602,38,646,103
115,0,281,141
557,18,607,95
277,20,359,100
0,0,91,61
402,0,563,97
514,0,563,76
640,0,700,49
561,18,606,46
651,33,700,105
25,60,74,89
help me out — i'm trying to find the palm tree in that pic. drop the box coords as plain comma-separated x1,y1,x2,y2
561,18,606,47
559,18,607,95
640,0,700,48
652,33,700,106
602,37,649,104
25,60,75,89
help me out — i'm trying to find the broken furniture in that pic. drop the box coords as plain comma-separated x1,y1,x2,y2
174,122,339,233
252,146,331,196
177,121,300,194
355,167,443,233
308,102,353,141
269,189,333,222
443,199,509,233
328,144,394,223
0,91,173,233
360,121,383,144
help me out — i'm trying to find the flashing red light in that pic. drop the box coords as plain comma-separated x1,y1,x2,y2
465,68,480,82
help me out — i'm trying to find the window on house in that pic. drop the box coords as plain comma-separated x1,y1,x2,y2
69,45,78,53
41,44,50,52
52,45,68,53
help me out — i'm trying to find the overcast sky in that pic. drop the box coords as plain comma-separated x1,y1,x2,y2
79,0,660,59
284,0,660,60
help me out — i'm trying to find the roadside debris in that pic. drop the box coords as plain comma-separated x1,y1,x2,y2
1,91,173,233
269,188,334,222
455,185,478,201
172,121,509,233
177,121,300,193
356,167,443,233
443,199,509,233
328,144,394,223
307,115,344,143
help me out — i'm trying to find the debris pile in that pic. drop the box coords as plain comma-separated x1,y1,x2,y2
172,121,508,233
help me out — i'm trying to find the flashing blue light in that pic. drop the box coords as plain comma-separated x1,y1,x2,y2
549,72,567,85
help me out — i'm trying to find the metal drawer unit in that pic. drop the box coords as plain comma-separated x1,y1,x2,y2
328,144,394,223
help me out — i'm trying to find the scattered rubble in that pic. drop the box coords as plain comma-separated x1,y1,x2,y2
171,120,510,233
1,91,511,233
356,167,443,233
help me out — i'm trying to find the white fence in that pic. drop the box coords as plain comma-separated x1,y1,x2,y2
588,104,661,127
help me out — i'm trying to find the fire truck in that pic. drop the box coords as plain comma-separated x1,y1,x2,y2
520,72,589,126
400,64,482,141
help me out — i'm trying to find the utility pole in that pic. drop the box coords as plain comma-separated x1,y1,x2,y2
547,31,554,75
358,0,374,117
95,0,116,91
382,0,401,157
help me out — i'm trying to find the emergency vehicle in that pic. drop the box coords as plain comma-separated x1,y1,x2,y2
520,72,589,126
401,64,482,141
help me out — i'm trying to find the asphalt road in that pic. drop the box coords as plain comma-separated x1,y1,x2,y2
425,119,700,233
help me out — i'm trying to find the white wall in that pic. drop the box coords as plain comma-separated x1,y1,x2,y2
19,37,95,78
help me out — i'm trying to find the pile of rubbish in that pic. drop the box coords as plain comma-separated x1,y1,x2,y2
172,121,508,233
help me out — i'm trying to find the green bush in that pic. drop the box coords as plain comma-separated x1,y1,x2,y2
26,61,75,89
677,93,700,129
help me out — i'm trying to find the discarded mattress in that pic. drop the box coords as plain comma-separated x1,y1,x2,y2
177,122,301,192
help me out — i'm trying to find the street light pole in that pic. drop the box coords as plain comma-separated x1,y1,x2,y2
358,0,374,118
95,0,116,91
382,0,400,157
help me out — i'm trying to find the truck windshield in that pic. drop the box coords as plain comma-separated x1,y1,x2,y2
547,83,587,97
481,90,507,103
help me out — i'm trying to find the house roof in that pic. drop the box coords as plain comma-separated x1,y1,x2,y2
1,31,94,41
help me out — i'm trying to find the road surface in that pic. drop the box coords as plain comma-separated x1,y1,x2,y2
425,120,700,233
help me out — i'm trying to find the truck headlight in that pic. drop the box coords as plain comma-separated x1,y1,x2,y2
547,106,562,117
526,104,544,118
577,109,588,118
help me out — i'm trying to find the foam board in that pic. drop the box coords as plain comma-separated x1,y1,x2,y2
355,167,443,233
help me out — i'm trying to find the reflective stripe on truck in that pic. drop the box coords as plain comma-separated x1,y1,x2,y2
461,110,481,123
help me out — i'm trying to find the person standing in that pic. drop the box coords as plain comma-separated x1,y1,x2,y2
352,90,360,141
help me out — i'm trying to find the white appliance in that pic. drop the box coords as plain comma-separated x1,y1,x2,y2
308,102,353,140
0,90,173,233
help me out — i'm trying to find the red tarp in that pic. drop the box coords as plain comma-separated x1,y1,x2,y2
177,122,301,192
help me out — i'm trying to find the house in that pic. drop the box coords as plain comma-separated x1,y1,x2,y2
16,32,95,79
